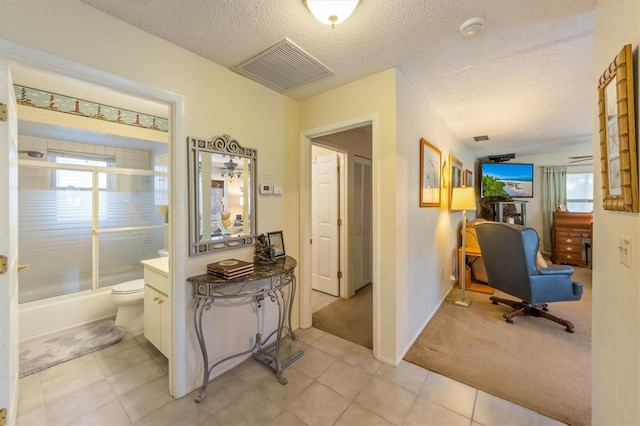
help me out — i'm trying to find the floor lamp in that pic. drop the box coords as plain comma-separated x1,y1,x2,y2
450,186,477,308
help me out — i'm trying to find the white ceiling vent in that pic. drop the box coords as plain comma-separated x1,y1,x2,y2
232,39,333,92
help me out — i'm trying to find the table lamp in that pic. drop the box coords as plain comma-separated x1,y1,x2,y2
450,186,477,307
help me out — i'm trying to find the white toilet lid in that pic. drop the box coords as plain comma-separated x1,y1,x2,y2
112,279,145,294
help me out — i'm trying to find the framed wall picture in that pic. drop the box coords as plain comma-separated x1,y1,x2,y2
267,231,286,257
420,138,441,207
598,44,638,212
449,154,463,211
464,169,473,188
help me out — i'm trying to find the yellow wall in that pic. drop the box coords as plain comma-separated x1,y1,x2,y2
300,68,399,362
0,0,299,396
300,69,476,363
592,0,640,424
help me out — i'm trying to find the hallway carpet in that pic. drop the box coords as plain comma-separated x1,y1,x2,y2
404,266,592,426
312,284,373,349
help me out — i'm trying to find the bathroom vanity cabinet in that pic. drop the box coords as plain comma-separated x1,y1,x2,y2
141,257,171,358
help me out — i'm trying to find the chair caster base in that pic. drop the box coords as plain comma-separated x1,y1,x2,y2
491,296,576,332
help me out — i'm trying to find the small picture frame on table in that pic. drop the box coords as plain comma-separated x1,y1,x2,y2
267,231,286,257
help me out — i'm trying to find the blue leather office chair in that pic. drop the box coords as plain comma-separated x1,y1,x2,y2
475,222,583,332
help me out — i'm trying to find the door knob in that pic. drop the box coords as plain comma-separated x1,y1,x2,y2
18,264,30,272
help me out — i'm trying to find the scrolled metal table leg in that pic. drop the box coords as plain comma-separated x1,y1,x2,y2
272,289,286,382
276,370,288,385
286,274,298,340
193,297,213,403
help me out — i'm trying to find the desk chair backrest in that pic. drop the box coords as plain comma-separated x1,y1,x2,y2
475,222,540,302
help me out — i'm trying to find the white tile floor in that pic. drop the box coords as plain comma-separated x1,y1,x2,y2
17,327,566,426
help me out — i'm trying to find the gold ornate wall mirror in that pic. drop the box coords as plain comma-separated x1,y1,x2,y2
188,135,257,255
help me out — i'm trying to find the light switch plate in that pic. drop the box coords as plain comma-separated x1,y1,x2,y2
619,235,631,268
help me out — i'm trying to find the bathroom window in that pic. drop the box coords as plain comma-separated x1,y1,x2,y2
49,151,115,222
50,150,115,189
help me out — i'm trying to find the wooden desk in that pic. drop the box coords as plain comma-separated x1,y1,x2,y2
552,212,593,267
457,247,494,294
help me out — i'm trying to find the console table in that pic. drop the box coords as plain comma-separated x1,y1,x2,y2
187,256,303,403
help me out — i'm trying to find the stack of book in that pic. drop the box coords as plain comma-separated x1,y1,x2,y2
207,259,254,279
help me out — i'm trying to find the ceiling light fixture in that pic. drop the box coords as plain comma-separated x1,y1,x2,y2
459,17,486,37
221,158,242,181
305,0,360,28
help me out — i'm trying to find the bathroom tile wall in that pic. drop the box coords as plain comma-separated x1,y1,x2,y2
18,135,151,170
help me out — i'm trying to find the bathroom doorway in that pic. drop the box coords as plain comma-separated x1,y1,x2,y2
0,39,186,400
10,63,172,342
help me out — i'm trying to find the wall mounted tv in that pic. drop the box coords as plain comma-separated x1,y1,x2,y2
480,162,534,198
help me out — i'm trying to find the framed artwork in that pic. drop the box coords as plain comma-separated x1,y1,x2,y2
420,138,442,207
449,154,463,210
267,231,286,257
464,169,473,188
598,44,638,212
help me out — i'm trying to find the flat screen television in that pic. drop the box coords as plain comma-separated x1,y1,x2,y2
480,162,534,198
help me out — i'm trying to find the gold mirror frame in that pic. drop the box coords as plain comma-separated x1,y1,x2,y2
419,138,442,207
598,44,638,212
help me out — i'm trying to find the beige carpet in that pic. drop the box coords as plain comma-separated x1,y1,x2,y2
404,266,592,426
312,284,373,349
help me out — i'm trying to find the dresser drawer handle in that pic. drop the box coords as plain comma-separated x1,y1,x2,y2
566,246,573,251
566,254,572,259
565,238,573,243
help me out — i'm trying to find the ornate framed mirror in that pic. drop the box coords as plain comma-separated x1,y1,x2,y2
188,134,257,255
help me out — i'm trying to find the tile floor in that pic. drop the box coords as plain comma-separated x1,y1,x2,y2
16,327,566,426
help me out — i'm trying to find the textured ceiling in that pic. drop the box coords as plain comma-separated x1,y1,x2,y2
80,0,597,158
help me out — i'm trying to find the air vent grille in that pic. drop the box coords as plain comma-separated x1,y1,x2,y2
473,135,490,142
232,39,333,92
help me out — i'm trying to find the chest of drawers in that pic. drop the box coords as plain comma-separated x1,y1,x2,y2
552,212,593,267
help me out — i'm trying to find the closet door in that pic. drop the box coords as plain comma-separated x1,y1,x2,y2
353,156,372,291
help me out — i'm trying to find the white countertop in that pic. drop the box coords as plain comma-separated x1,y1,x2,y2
141,256,169,276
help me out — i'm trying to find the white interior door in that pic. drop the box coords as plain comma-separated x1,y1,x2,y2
0,62,20,426
312,152,340,296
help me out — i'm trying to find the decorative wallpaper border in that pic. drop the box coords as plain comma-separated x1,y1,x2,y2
14,85,169,133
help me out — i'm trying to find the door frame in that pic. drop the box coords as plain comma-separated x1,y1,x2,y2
0,39,188,397
0,61,19,426
310,145,347,298
299,113,379,357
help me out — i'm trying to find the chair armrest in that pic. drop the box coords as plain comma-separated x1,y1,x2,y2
537,265,574,276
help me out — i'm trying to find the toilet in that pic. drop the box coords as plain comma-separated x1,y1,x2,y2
111,279,145,332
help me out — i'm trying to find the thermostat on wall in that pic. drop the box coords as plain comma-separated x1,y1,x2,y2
260,184,274,194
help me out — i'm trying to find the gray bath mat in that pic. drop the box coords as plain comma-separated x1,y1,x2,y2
19,320,124,378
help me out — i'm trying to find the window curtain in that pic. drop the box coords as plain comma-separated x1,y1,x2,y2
542,166,567,253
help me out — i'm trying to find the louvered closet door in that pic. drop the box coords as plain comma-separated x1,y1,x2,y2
354,156,372,291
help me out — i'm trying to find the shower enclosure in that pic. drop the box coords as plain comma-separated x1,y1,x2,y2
18,148,165,304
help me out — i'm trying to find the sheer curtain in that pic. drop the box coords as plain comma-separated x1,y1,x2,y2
542,166,567,253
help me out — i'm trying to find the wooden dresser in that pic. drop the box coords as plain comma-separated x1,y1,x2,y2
552,212,593,267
